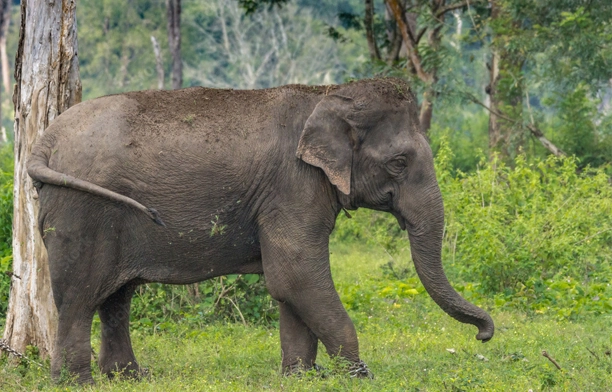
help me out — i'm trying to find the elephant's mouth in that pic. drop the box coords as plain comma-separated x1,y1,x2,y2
392,211,407,231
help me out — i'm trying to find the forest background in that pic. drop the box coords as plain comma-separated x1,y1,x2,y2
1,0,612,390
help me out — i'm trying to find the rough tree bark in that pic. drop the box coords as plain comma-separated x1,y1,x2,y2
2,0,81,358
166,0,182,89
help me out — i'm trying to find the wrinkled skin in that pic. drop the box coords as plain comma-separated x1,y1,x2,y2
28,79,494,384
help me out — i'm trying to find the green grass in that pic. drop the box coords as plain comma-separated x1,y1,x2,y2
2,243,611,391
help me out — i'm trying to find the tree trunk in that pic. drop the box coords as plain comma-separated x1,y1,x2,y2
418,6,444,134
384,3,402,63
151,36,165,89
3,0,81,358
364,0,380,60
488,46,503,153
487,0,524,159
387,0,464,135
166,0,182,90
419,91,434,133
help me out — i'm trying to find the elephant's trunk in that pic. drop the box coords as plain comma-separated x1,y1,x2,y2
401,184,494,342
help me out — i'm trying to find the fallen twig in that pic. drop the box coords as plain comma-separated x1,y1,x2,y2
542,350,562,370
586,347,600,361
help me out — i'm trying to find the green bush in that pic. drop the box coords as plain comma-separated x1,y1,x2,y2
129,275,278,332
440,145,612,294
332,138,612,318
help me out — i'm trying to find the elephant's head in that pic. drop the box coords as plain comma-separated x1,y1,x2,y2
296,78,494,342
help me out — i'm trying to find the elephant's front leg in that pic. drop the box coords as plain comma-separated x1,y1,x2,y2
279,301,318,373
260,223,372,377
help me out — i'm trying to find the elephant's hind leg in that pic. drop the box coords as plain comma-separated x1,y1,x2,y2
52,299,97,384
98,283,144,379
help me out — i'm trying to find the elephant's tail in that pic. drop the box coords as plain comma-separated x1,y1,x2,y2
27,148,165,227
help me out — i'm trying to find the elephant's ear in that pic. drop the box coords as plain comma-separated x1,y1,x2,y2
296,95,356,195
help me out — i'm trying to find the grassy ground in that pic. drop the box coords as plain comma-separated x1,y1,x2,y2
1,243,611,391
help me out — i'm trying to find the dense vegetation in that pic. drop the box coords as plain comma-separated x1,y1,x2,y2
1,0,612,389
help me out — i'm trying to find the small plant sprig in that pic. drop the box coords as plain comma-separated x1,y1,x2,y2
210,215,227,237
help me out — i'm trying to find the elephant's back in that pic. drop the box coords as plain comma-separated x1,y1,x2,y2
124,87,277,138
42,88,275,186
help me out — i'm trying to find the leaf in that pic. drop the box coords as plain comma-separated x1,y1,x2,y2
244,274,260,284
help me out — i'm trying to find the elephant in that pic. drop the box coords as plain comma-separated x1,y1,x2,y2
27,78,494,384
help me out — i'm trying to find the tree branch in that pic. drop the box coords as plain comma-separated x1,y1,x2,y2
465,92,566,157
415,27,427,45
436,0,471,18
384,2,403,63
385,0,433,83
542,350,562,370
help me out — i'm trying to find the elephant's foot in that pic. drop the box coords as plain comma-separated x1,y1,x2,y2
100,360,149,380
52,369,95,385
283,362,326,378
348,360,374,379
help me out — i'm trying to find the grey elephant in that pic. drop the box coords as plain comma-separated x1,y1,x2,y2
28,78,494,384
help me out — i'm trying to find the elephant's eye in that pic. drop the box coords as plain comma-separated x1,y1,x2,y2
386,157,408,176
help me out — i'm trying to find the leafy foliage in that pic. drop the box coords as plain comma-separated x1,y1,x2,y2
520,3,612,91
544,84,612,169
438,141,612,295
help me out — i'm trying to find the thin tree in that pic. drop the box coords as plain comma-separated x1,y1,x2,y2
3,0,81,357
487,0,525,158
167,0,182,89
386,0,480,133
151,36,165,89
